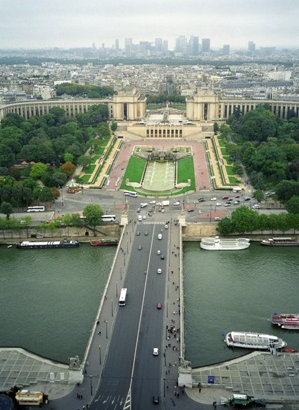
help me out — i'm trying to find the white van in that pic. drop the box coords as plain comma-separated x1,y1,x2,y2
157,233,162,240
138,215,143,221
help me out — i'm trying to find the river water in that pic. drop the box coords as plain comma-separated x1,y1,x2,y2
0,243,298,366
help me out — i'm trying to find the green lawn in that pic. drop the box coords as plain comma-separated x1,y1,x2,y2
177,156,195,191
169,103,186,110
225,165,237,175
228,176,241,184
84,164,96,174
78,174,91,183
120,156,146,190
217,137,226,147
220,147,228,155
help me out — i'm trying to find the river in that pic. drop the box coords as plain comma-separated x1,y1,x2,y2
0,242,298,367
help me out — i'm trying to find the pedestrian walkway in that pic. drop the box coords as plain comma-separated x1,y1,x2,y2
0,348,82,399
186,351,299,404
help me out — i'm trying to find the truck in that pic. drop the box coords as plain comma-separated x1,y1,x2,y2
232,186,242,193
161,200,170,206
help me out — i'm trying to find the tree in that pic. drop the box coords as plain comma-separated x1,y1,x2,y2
78,155,92,169
30,162,48,179
0,201,13,219
253,190,264,203
285,195,299,214
83,204,103,235
213,122,219,135
231,206,258,233
217,217,234,235
60,161,75,177
111,121,118,132
64,152,74,163
38,187,54,203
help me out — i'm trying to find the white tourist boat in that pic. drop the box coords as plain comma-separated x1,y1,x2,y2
200,236,250,251
224,331,287,350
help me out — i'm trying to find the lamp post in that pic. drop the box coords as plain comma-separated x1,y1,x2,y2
99,345,102,365
104,320,108,339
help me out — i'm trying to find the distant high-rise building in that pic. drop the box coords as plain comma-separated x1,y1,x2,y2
175,35,187,54
125,38,133,54
201,38,211,53
248,41,256,53
222,44,230,55
115,39,119,51
155,38,163,52
189,36,199,56
162,40,168,53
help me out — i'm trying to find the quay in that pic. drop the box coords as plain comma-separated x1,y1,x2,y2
0,217,299,408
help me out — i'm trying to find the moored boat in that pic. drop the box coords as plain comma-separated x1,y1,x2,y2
260,237,299,247
17,239,79,249
272,313,299,330
200,236,250,251
224,331,287,350
90,239,118,246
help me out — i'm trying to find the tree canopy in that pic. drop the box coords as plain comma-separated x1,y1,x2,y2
55,83,114,98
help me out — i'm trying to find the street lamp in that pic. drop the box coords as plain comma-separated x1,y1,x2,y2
99,345,102,365
104,320,108,339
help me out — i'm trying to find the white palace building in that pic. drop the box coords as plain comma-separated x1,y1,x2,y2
1,88,298,139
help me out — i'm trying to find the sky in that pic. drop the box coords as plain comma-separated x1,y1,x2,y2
0,0,298,50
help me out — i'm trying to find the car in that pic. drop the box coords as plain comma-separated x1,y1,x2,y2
138,244,142,250
234,200,240,204
164,224,168,229
252,204,261,209
153,347,159,356
140,203,148,208
244,197,251,201
214,217,221,221
136,231,140,236
210,197,217,201
137,208,141,213
235,195,240,198
173,201,180,206
149,200,156,204
161,209,165,213
152,396,160,404
216,202,221,206
157,234,162,240
187,209,194,212
138,215,142,221
157,268,162,274
144,231,148,236
222,196,229,200
142,215,146,220
156,302,162,309
224,203,231,207
157,249,161,255
160,254,165,260
198,198,205,202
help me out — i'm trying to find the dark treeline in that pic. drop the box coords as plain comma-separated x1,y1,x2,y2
0,56,294,67
146,94,186,104
55,83,114,98
0,105,109,208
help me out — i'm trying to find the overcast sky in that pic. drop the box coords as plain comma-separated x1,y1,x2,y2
0,0,298,49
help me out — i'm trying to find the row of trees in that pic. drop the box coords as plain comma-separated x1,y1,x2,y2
55,83,114,98
218,206,299,235
0,204,103,234
146,94,185,104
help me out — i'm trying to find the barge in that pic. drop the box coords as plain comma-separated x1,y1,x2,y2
17,240,79,249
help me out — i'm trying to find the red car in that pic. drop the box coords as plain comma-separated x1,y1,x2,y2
156,303,162,310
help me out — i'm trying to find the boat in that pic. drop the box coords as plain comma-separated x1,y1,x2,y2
90,239,118,246
16,239,79,249
224,331,287,350
224,393,266,408
272,313,299,330
260,237,299,247
200,236,250,251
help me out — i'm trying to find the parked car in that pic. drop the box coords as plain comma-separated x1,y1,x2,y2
156,302,162,309
157,268,162,274
210,197,217,201
152,396,160,404
198,198,205,202
153,348,159,356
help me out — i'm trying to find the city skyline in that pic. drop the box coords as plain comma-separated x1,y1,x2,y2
0,0,298,50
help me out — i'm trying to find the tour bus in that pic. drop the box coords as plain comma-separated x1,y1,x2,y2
15,390,44,406
119,288,128,306
27,206,45,213
124,190,138,198
101,214,117,222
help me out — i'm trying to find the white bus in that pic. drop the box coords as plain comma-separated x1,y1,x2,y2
15,390,44,406
27,206,45,213
101,214,117,222
119,288,127,306
124,190,137,198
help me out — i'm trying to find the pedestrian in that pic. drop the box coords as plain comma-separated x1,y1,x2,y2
98,331,101,335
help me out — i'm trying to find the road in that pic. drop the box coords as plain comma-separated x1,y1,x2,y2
89,223,168,410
